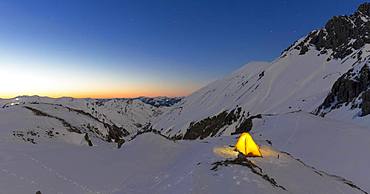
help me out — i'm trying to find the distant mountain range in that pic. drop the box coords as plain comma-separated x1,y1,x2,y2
0,95,182,148
2,3,370,194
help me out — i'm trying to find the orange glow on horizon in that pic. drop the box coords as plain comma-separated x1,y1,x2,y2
0,85,200,99
0,61,206,99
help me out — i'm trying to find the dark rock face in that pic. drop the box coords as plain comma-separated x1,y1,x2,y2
286,3,370,60
358,3,370,16
138,97,183,107
258,71,265,80
315,64,370,116
59,104,129,147
232,114,262,135
180,107,264,140
361,91,370,115
84,133,93,146
182,107,242,140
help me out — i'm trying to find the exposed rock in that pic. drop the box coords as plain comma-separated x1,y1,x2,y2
24,104,128,148
211,157,287,191
315,63,370,116
84,133,93,146
232,114,262,135
24,106,81,133
299,44,309,55
285,3,370,60
62,104,130,138
361,90,370,115
182,107,242,140
258,71,265,80
137,97,183,107
116,138,125,149
358,3,370,16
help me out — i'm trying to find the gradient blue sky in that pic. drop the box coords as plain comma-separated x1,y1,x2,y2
0,0,367,98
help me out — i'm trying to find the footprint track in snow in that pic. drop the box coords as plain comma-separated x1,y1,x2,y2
25,154,99,194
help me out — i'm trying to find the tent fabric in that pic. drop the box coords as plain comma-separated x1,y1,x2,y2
235,132,262,157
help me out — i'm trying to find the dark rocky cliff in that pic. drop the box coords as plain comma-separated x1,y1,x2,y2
287,3,370,61
315,63,370,116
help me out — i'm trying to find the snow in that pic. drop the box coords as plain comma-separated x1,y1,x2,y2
1,10,370,193
150,36,370,193
0,132,365,194
360,16,369,22
154,44,363,136
0,98,368,193
0,105,90,146
1,99,367,193
253,112,370,192
0,96,170,139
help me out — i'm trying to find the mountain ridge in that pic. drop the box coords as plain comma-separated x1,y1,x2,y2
153,2,370,138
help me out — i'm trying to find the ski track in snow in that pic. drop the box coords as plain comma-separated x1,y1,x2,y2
24,154,99,194
0,167,41,193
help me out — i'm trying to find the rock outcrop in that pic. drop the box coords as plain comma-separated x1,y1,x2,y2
316,63,370,116
182,107,243,140
288,3,370,60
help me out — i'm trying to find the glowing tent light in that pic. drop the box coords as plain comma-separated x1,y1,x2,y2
235,132,262,157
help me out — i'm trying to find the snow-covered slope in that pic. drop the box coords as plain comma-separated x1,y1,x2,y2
0,132,366,194
148,3,370,193
0,96,179,147
153,3,370,138
253,111,370,192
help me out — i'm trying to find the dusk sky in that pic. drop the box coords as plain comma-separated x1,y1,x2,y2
0,0,366,98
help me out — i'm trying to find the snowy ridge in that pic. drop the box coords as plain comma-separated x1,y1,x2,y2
153,3,370,138
0,96,176,147
154,44,369,137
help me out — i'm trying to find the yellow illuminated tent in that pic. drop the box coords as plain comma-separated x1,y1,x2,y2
235,132,262,157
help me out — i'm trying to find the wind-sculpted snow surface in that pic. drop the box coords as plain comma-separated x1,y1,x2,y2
253,112,370,192
0,132,366,194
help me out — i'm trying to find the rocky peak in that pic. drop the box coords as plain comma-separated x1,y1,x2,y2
357,2,370,16
285,3,370,60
